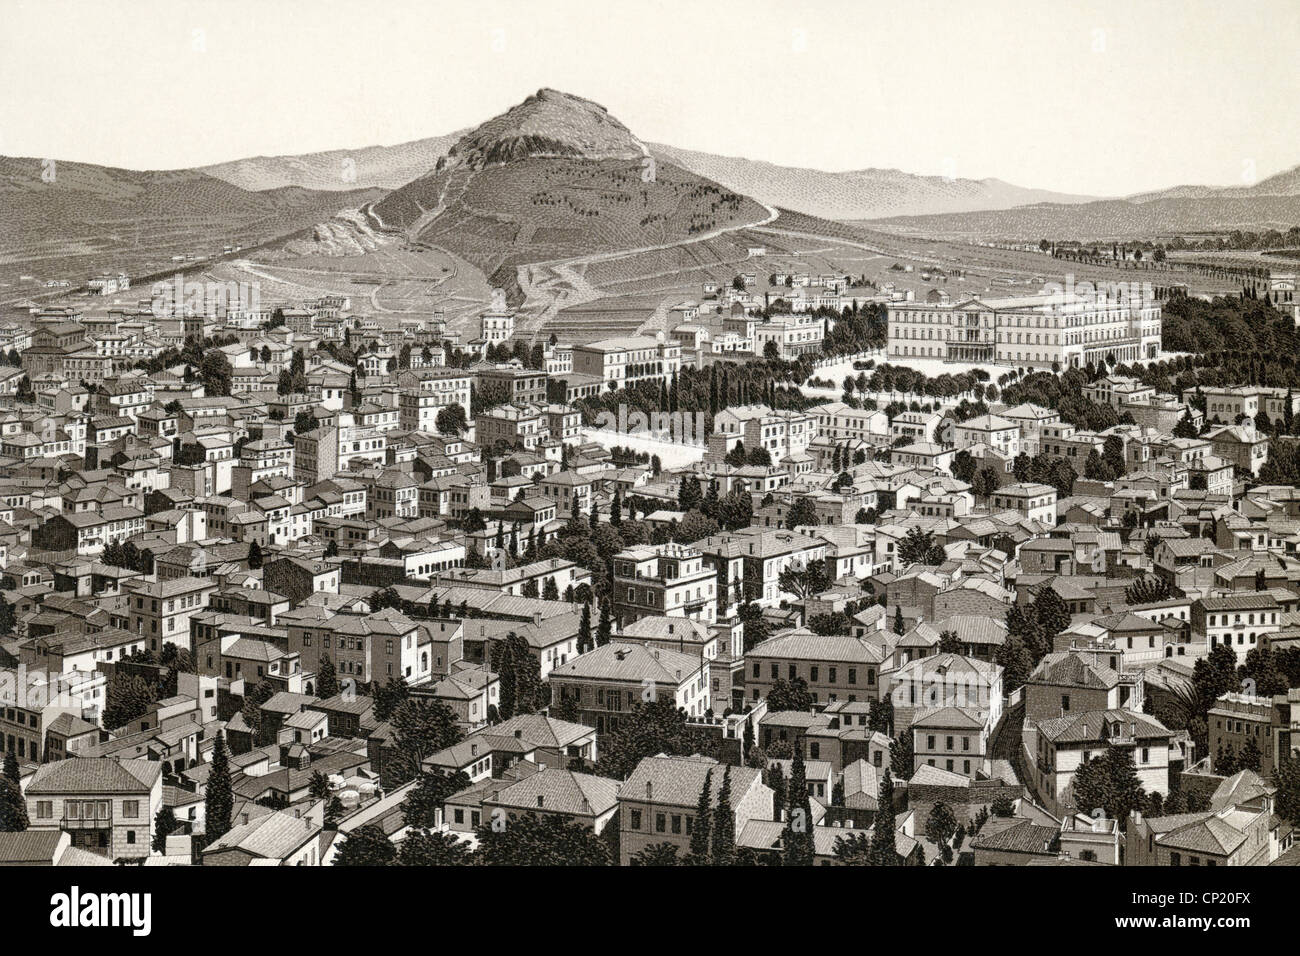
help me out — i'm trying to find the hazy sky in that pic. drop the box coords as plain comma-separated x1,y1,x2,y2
3,0,1297,196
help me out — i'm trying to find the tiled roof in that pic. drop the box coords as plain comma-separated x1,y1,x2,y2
27,757,161,794
618,754,762,809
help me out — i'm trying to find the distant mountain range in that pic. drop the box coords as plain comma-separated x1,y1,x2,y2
188,121,1300,238
871,165,1300,239
187,125,1102,220
646,144,1097,220
5,89,1300,297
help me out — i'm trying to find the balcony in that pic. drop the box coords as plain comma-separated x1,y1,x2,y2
63,810,112,828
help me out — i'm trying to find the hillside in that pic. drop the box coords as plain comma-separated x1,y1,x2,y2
0,155,382,297
198,133,465,191
650,143,1097,220
365,89,771,301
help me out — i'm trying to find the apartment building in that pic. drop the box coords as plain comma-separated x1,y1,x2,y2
612,542,717,626
25,757,163,861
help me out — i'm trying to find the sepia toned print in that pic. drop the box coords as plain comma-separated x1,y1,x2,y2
0,0,1296,882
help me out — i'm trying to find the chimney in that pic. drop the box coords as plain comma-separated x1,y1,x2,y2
514,729,522,739
536,795,545,808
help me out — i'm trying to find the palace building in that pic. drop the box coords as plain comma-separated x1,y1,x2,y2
886,292,1161,369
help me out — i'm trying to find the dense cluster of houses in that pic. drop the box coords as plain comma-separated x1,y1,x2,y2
0,294,1298,868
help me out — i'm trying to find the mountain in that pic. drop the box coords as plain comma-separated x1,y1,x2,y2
871,162,1300,239
648,144,1097,220
0,156,382,299
1127,164,1300,203
203,125,1100,220
366,89,771,298
198,133,465,191
868,194,1300,240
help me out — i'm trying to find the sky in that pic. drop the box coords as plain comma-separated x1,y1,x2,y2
2,0,1298,197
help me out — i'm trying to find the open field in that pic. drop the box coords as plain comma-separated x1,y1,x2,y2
207,241,495,337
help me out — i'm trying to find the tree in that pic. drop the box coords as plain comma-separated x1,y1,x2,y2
152,806,180,853
738,602,770,652
766,677,814,713
333,823,397,865
898,526,943,566
767,764,786,820
1033,586,1071,645
1276,755,1300,830
785,497,818,530
1239,736,1262,773
782,749,815,865
596,600,612,647
1173,411,1198,439
869,770,898,865
199,351,233,396
712,766,734,865
630,842,685,866
990,795,1016,817
475,812,611,865
1072,743,1146,826
689,769,713,860
308,770,332,802
399,828,473,865
925,801,958,848
103,672,158,731
776,562,830,602
595,698,718,781
247,540,264,570
995,635,1033,694
1126,575,1173,605
373,675,411,722
0,775,28,832
893,606,906,636
205,731,234,843
385,698,463,788
317,654,339,698
577,601,593,654
675,509,719,543
404,769,471,829
677,475,702,512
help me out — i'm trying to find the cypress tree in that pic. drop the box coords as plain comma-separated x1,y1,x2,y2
578,601,592,654
206,730,234,842
783,749,814,865
769,764,786,821
690,768,713,860
0,776,28,832
712,766,734,865
597,600,612,647
869,770,898,866
317,653,339,698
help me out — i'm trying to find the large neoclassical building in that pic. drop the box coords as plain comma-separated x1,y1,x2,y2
886,291,1161,368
